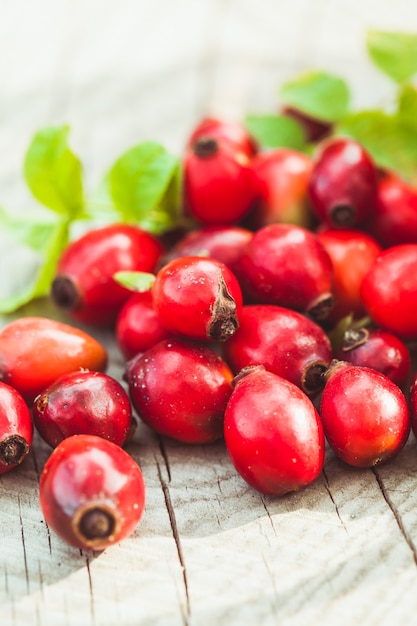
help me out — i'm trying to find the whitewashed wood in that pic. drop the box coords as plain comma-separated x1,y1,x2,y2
2,1,417,624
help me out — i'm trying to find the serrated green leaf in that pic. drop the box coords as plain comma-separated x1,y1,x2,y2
0,209,70,313
280,71,350,122
24,125,84,218
243,114,306,150
335,109,417,181
107,141,182,234
114,271,156,292
366,30,417,84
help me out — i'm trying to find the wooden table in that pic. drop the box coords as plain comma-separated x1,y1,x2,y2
2,1,417,624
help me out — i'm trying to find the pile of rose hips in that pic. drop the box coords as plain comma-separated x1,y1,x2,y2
2,113,417,551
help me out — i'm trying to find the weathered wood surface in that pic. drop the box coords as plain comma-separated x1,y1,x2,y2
2,1,417,624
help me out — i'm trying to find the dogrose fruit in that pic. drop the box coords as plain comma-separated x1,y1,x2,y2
222,304,333,397
0,317,108,403
151,255,243,342
320,360,410,468
308,136,377,228
0,382,33,474
360,243,417,340
32,371,133,448
183,136,257,225
224,365,325,496
39,434,146,551
51,223,164,327
125,338,234,444
238,223,334,320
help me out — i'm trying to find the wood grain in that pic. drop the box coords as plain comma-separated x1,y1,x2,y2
2,1,417,624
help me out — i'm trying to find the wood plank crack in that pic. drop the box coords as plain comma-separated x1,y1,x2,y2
322,469,349,535
372,467,417,567
156,459,190,625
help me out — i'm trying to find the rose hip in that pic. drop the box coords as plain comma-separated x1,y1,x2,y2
320,361,410,468
152,256,243,342
224,365,325,496
0,317,108,403
39,434,146,550
33,371,132,448
0,382,33,474
125,338,234,444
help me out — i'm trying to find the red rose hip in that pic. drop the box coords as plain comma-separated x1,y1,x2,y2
224,365,325,496
33,371,133,448
125,338,234,444
39,434,146,550
320,361,410,468
0,382,33,474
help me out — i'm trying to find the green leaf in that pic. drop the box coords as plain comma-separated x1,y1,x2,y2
397,83,417,133
107,141,182,234
243,114,306,150
0,209,70,313
280,71,350,122
335,109,417,181
24,125,84,218
366,30,417,84
114,271,156,292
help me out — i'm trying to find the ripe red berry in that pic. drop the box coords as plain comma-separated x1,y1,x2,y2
0,382,33,474
308,137,377,228
0,317,108,403
51,223,163,326
317,227,382,323
183,137,256,225
33,371,132,448
186,116,258,159
222,304,333,397
248,148,314,230
152,256,243,342
360,244,417,340
126,338,234,444
116,291,170,361
224,365,325,496
39,434,146,550
408,373,417,439
320,361,410,468
335,327,411,389
238,223,334,321
365,172,417,248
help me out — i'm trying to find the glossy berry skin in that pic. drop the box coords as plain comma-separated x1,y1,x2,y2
224,365,325,496
365,172,417,248
33,371,132,448
408,373,417,439
239,224,334,321
0,317,108,403
335,328,411,389
320,361,410,468
183,137,256,225
186,116,258,159
0,382,33,474
248,148,314,230
126,338,234,444
51,223,163,326
159,225,253,282
152,256,243,342
116,291,170,361
360,244,417,340
317,228,382,323
222,304,333,397
308,137,377,228
39,434,146,550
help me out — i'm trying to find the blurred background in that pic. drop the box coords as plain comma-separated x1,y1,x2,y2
1,0,416,210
